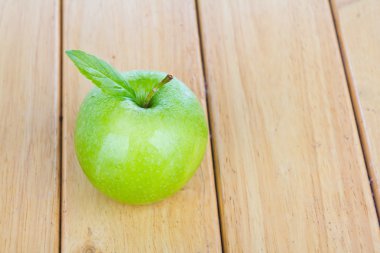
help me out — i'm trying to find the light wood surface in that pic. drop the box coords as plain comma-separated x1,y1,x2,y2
1,0,380,251
0,0,60,251
332,0,380,218
198,0,380,251
62,0,221,252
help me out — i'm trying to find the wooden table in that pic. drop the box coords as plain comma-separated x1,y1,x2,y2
1,0,379,252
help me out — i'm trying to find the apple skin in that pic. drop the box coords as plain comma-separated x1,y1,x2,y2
74,70,208,204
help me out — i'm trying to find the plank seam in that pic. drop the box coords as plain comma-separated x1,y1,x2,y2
59,0,64,251
328,0,380,223
194,0,225,251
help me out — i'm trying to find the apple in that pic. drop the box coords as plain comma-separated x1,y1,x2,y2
66,50,208,204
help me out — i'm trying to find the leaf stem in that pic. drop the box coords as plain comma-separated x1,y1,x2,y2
143,74,173,108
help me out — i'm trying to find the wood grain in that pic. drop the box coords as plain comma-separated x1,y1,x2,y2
0,0,60,251
62,0,221,252
198,0,380,251
331,0,380,218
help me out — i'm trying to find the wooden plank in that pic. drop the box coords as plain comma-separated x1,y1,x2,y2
62,0,221,251
198,0,380,251
331,0,380,219
0,0,60,251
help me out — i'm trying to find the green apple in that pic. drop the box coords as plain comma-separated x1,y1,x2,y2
66,50,208,205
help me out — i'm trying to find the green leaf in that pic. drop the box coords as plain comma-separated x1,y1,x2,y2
65,50,135,98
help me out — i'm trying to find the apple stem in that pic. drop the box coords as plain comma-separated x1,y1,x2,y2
143,74,173,108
